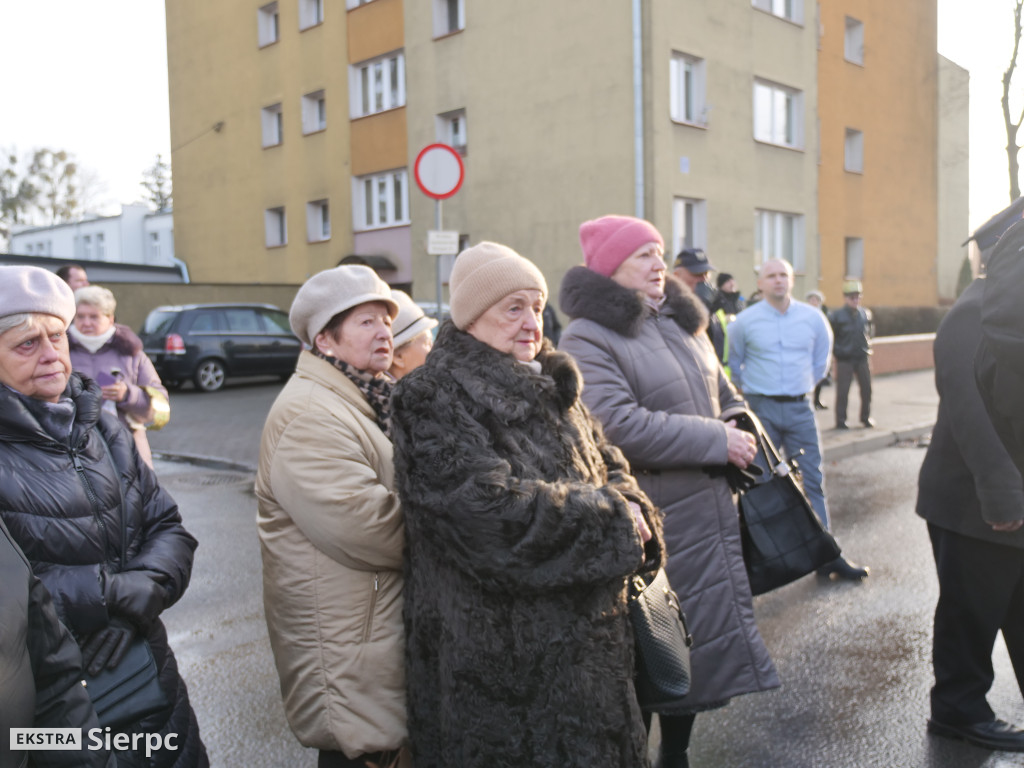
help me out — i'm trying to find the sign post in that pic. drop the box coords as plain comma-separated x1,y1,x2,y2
414,144,465,319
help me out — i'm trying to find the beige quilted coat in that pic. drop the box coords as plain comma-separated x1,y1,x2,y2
256,351,405,756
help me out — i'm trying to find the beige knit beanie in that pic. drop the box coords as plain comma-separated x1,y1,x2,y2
448,242,548,330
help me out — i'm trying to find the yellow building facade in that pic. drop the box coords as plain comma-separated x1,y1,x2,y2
166,0,959,309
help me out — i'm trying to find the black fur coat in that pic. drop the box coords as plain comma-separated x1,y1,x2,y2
392,322,660,768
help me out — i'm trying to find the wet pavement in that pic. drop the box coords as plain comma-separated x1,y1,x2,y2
150,366,1024,766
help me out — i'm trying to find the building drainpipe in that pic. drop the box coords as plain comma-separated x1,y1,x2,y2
632,0,644,220
171,256,191,284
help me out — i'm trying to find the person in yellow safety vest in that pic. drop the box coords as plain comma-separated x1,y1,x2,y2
672,248,736,377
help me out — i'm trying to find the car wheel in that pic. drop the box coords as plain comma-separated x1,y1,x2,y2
193,359,227,392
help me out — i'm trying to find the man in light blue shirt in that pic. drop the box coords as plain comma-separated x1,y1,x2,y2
730,258,869,582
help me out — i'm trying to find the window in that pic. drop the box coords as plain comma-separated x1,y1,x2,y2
754,209,805,272
299,0,324,30
753,79,803,149
307,199,331,242
302,90,326,134
260,308,293,334
436,109,467,152
258,2,280,46
224,309,261,333
671,197,708,256
353,169,409,230
844,128,863,173
845,237,864,279
346,0,376,7
670,52,707,125
752,0,803,24
95,233,105,260
82,235,92,260
350,52,406,118
844,16,864,65
149,232,161,260
262,103,283,147
433,0,464,36
188,312,221,333
265,207,287,247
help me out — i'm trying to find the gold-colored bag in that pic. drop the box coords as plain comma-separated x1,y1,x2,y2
143,386,170,430
126,386,171,432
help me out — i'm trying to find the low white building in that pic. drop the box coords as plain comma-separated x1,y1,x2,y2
9,204,174,267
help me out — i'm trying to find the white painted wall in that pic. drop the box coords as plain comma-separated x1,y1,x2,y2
9,205,175,266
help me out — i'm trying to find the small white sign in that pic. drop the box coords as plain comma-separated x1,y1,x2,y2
10,729,81,750
427,230,460,256
679,157,690,174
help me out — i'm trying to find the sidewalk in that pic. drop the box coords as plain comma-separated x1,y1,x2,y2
816,368,937,462
151,369,939,472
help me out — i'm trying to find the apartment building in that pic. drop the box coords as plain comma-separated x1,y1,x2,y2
166,0,959,306
8,204,176,267
817,1,965,306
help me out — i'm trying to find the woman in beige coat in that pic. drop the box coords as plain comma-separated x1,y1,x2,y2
256,265,406,768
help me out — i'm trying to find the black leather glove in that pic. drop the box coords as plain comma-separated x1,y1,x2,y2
104,569,168,631
705,461,764,492
725,462,764,492
81,618,136,676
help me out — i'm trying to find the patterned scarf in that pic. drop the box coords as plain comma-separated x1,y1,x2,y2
314,350,394,438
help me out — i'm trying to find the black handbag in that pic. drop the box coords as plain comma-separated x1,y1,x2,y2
82,435,169,730
82,636,169,729
735,411,842,595
628,564,694,712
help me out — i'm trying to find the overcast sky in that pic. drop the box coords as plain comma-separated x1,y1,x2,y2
1,0,1019,232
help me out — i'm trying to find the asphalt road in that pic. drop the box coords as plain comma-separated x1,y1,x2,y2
154,443,1024,768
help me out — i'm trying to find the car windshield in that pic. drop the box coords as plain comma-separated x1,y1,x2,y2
142,310,179,337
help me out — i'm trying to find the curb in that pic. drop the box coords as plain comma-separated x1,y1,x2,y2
154,423,937,476
153,451,257,475
822,422,933,463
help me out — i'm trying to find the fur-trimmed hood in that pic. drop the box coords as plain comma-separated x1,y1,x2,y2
559,266,708,338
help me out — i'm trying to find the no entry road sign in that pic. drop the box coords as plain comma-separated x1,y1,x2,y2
414,143,464,200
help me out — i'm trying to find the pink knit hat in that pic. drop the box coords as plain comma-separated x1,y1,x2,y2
578,215,664,277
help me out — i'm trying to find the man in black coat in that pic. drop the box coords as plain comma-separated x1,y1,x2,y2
829,279,874,429
916,269,1024,752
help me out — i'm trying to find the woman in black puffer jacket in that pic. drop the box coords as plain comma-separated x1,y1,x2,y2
0,266,206,767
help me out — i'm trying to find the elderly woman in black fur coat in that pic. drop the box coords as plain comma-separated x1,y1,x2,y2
391,242,661,768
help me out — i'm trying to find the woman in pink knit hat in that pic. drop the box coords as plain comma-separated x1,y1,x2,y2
560,216,779,768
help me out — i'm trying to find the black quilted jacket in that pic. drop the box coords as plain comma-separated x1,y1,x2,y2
0,373,206,767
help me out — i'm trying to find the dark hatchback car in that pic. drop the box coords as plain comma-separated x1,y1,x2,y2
140,303,302,392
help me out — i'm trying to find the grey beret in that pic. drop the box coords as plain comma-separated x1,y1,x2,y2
289,265,399,347
0,266,76,328
390,290,438,348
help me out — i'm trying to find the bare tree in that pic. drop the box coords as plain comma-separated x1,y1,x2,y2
140,154,173,212
0,148,39,243
28,149,81,225
1003,0,1024,202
